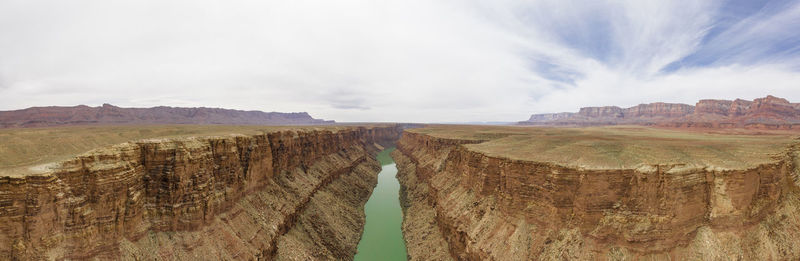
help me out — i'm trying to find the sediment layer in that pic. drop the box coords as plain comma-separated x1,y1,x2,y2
396,130,800,260
0,125,401,260
520,95,800,129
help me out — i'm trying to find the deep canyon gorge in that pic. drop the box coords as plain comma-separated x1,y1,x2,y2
1,123,800,260
394,126,800,260
0,125,401,260
4,0,800,259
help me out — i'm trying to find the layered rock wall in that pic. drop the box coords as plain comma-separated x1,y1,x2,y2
577,103,694,119
578,107,623,118
622,103,694,118
0,126,401,260
521,95,800,129
396,131,800,260
696,99,752,116
527,112,575,122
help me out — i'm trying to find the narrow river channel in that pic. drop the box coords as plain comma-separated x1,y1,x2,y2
354,147,408,260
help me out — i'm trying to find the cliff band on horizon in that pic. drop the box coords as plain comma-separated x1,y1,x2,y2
520,95,800,129
0,104,335,128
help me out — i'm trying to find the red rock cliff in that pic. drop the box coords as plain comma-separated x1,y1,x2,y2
747,95,798,119
522,95,800,129
695,99,752,116
622,103,694,118
578,106,624,118
576,103,693,119
395,131,800,260
0,125,402,260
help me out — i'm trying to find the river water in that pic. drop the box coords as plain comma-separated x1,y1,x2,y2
354,147,408,260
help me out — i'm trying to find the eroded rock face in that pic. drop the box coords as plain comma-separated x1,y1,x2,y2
748,95,797,119
579,107,624,118
527,112,575,122
696,99,752,116
521,95,800,129
623,103,694,118
396,131,800,260
0,126,401,260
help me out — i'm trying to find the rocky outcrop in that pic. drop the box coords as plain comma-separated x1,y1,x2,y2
575,103,694,119
0,104,334,128
520,95,800,129
578,107,623,118
396,130,800,260
695,99,752,116
0,125,401,260
623,103,694,118
748,96,797,119
526,112,575,123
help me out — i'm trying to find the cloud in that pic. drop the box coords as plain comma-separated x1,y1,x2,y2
664,0,800,70
323,88,371,110
0,0,798,122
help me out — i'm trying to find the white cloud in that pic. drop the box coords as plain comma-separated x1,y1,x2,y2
0,0,798,122
699,1,800,65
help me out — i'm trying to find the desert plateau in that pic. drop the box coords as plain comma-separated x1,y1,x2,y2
0,124,403,260
1,119,799,260
394,125,800,260
3,0,800,260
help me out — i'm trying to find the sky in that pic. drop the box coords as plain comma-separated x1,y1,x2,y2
1,0,799,123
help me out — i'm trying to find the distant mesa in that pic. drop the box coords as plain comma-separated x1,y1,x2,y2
519,95,800,129
0,103,334,128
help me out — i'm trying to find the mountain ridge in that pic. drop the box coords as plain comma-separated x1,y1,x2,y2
520,95,800,129
0,103,334,128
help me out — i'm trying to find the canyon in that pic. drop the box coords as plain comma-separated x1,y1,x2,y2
0,104,333,128
0,125,400,260
2,116,800,260
394,125,800,260
520,95,800,129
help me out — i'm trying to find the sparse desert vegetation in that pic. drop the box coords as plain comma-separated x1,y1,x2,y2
0,124,380,175
396,125,800,260
411,125,799,169
0,124,402,260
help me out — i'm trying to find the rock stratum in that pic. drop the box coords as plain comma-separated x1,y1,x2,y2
0,125,401,260
0,104,333,128
395,126,800,260
520,95,800,129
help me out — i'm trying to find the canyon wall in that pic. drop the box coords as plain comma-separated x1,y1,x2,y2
0,125,401,260
395,131,800,260
576,103,694,119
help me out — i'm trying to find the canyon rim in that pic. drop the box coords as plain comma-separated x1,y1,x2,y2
3,0,800,260
2,119,800,260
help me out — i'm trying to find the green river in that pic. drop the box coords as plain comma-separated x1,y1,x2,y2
354,147,408,260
